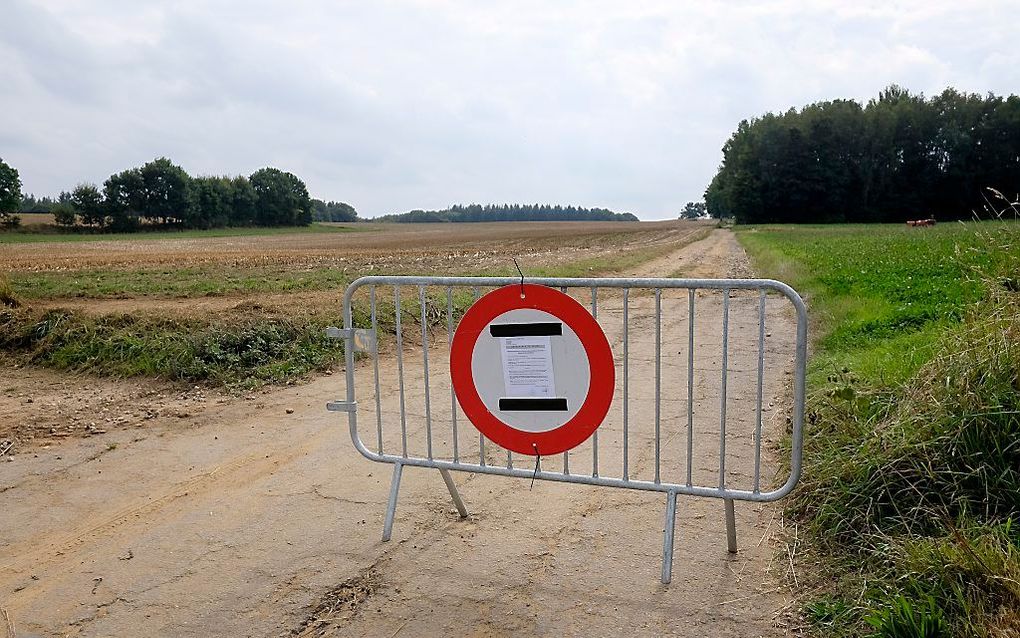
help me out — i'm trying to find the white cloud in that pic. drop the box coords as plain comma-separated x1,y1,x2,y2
1,0,1018,219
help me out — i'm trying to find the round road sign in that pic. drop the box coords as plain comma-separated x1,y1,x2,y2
450,284,615,456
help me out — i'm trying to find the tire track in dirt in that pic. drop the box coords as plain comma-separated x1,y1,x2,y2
1,437,324,578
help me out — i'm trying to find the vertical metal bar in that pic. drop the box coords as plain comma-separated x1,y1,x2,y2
754,288,766,493
371,286,383,455
654,288,662,484
725,498,737,553
622,287,629,481
591,286,599,478
420,286,433,460
382,462,404,542
447,287,459,463
686,289,695,487
719,289,730,488
439,468,469,518
474,286,485,466
661,490,678,584
395,286,408,457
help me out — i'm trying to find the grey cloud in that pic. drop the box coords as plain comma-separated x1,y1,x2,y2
3,1,1019,219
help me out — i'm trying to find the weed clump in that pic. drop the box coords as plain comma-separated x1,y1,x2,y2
0,273,19,308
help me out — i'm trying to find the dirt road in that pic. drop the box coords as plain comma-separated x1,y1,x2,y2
0,229,799,637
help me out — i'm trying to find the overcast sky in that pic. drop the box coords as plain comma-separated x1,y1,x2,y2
3,1,1019,220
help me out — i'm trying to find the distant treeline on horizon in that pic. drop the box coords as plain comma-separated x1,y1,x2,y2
706,85,1020,224
374,203,638,223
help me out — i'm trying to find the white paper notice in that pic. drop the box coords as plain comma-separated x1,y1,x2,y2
500,336,556,398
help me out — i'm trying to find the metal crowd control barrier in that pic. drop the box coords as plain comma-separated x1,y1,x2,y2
327,276,807,583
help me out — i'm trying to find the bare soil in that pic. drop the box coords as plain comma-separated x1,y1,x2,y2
0,228,800,637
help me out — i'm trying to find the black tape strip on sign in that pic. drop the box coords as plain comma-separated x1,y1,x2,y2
489,322,563,338
498,398,569,412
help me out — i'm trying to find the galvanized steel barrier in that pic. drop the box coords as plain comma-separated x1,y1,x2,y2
327,275,807,583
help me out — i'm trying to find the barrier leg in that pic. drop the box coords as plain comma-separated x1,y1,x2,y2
382,463,404,542
661,490,678,584
724,498,737,553
439,468,469,518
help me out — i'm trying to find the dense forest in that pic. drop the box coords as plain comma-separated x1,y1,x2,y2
375,203,638,223
705,86,1020,223
0,156,358,231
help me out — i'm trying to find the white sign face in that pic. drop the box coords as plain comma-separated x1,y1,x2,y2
470,307,590,434
500,336,556,398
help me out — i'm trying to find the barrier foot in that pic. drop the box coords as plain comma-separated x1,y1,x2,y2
724,498,737,553
661,490,678,584
382,462,404,542
439,468,469,518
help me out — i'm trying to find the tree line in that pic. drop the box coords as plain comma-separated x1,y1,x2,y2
0,156,359,231
705,85,1020,223
375,203,638,223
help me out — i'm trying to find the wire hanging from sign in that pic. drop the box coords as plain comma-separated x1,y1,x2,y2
512,257,526,299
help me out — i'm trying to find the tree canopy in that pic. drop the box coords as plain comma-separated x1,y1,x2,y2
375,203,638,223
679,201,707,219
311,199,358,222
250,167,313,227
705,86,1020,223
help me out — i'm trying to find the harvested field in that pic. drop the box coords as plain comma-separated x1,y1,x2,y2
2,221,711,306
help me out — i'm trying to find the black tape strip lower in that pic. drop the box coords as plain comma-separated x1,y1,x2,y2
498,397,568,411
489,322,562,338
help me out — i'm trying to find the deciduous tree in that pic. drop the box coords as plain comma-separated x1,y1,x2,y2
0,158,23,228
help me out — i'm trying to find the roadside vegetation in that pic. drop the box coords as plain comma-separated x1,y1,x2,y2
0,304,344,389
739,221,1020,637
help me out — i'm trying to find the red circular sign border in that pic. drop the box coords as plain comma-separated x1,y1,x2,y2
450,284,615,456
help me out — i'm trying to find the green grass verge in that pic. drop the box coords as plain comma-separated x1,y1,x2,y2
0,223,358,244
737,222,1020,638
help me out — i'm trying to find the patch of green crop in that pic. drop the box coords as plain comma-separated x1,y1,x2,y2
9,265,353,300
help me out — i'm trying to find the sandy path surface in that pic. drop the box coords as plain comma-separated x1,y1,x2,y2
0,229,799,637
